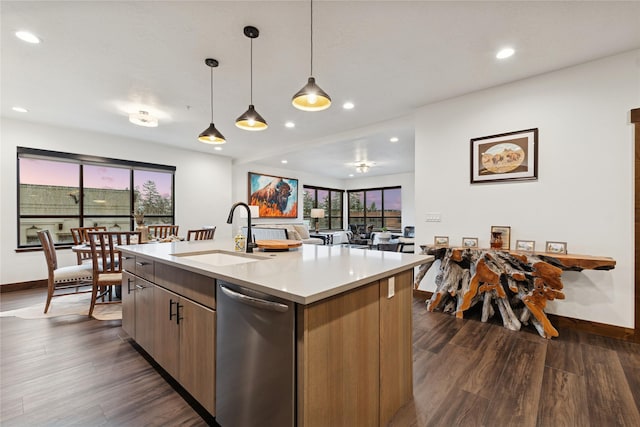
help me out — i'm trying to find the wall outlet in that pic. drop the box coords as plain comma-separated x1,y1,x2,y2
388,277,395,299
425,212,442,222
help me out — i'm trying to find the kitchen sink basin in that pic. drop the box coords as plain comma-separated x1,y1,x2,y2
171,250,268,267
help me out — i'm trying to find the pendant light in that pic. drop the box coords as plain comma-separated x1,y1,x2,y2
198,58,226,144
292,0,331,111
236,26,268,131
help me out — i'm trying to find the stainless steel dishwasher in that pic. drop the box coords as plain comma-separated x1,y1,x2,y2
216,281,295,427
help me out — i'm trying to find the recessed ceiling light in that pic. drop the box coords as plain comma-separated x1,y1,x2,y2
214,146,222,151
281,160,288,164
12,106,28,113
349,174,354,177
390,137,399,143
343,102,354,110
15,31,41,44
496,47,515,59
285,121,295,128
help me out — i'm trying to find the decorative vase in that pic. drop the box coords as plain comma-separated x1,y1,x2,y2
490,231,503,249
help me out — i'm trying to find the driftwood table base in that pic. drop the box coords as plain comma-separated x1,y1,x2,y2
415,247,615,339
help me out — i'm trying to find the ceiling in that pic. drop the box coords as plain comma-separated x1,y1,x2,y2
2,1,640,179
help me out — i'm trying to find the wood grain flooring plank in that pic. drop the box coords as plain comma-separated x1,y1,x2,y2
583,344,640,426
425,388,489,427
544,336,584,376
536,366,589,427
483,337,547,427
448,316,491,350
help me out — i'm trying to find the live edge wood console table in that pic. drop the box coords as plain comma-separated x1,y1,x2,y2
414,246,616,339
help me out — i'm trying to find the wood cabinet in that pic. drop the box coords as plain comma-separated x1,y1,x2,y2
122,256,216,415
153,285,216,414
297,269,413,427
121,270,155,355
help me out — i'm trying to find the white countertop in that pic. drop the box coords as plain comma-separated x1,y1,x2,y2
119,239,433,304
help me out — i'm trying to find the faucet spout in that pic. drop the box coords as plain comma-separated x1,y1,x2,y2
227,202,256,253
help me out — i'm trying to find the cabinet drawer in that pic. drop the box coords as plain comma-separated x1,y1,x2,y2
122,255,136,273
154,262,216,309
134,256,154,282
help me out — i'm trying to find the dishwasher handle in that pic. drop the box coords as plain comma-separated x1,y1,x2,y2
219,285,289,313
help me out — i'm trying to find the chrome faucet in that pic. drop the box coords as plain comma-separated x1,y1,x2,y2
227,202,256,253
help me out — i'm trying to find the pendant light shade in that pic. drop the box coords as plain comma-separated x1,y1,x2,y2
292,77,331,111
236,26,268,131
199,58,226,144
236,104,268,131
292,0,331,111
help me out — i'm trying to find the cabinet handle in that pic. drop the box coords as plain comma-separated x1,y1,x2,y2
135,261,149,266
127,278,133,294
169,299,177,321
135,284,144,290
176,303,184,325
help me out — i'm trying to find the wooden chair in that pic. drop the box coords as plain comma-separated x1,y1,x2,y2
70,226,107,264
87,230,141,318
187,227,216,241
147,225,179,239
38,230,93,313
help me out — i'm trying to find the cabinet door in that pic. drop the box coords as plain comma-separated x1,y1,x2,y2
179,297,216,415
379,270,414,425
134,277,155,356
152,286,180,378
121,271,135,338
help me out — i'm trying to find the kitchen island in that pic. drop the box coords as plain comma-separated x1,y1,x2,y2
119,240,432,427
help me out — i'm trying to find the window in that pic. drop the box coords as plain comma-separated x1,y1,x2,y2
303,186,343,230
17,147,175,248
348,186,401,231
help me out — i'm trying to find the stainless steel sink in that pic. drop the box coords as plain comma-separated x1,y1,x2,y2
171,250,268,267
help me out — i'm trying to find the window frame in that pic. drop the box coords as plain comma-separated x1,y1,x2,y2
302,185,344,231
16,147,176,250
347,186,402,231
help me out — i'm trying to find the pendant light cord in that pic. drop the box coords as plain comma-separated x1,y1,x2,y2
209,66,214,122
310,0,314,76
250,38,254,104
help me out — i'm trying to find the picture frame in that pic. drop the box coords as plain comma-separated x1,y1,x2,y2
248,172,299,218
515,240,535,252
461,237,479,248
434,236,449,247
490,225,511,250
471,128,538,184
545,241,567,254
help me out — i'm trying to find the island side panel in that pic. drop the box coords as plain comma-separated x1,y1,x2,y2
297,281,380,427
379,269,414,425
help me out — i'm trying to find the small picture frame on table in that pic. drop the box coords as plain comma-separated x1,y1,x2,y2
434,236,449,247
545,241,567,254
461,237,479,248
515,240,535,252
490,225,511,250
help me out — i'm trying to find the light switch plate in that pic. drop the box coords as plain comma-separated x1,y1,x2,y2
425,212,442,222
388,277,395,299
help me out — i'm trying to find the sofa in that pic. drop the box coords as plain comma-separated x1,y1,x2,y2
250,223,324,245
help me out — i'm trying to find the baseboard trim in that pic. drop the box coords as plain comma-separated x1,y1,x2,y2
412,289,638,343
0,280,47,293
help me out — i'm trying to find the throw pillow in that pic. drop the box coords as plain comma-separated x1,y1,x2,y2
293,224,310,240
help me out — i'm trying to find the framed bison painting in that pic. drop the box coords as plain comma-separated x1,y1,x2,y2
470,128,538,184
248,172,299,218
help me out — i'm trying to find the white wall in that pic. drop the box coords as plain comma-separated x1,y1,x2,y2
0,118,232,285
414,50,639,328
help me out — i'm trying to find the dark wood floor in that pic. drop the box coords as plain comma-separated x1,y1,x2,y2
2,288,639,426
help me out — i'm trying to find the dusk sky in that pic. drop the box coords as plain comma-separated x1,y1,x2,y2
20,158,172,196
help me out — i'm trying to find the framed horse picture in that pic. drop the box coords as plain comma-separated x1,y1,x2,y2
248,172,299,218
